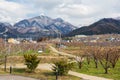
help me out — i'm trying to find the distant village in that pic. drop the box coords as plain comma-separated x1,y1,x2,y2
72,34,120,42
0,34,120,44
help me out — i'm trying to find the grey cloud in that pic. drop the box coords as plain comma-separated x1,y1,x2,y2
2,0,120,26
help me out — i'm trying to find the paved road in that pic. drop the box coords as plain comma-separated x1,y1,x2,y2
0,75,38,80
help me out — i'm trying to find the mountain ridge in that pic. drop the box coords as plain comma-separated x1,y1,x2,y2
0,15,77,38
67,18,120,36
1,17,120,38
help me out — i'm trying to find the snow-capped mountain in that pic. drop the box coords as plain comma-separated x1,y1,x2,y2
0,15,77,38
14,16,76,34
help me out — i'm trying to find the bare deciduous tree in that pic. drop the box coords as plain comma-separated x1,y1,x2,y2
87,46,101,68
75,54,85,69
98,47,111,74
108,47,120,68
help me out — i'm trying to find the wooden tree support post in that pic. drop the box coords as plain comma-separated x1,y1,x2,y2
56,70,58,80
10,66,12,74
4,55,7,72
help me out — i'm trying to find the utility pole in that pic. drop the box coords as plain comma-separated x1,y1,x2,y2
4,55,7,72
59,32,61,48
54,30,62,51
4,34,7,72
8,44,12,74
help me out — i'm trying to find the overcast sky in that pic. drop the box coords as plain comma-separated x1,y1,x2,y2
0,0,120,26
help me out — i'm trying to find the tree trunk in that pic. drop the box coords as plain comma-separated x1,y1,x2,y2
112,64,115,68
94,59,98,68
79,62,82,69
87,57,90,65
104,68,108,74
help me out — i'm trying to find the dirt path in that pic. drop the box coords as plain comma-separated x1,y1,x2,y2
68,71,112,80
0,63,53,71
0,75,38,80
49,46,76,58
49,46,112,80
